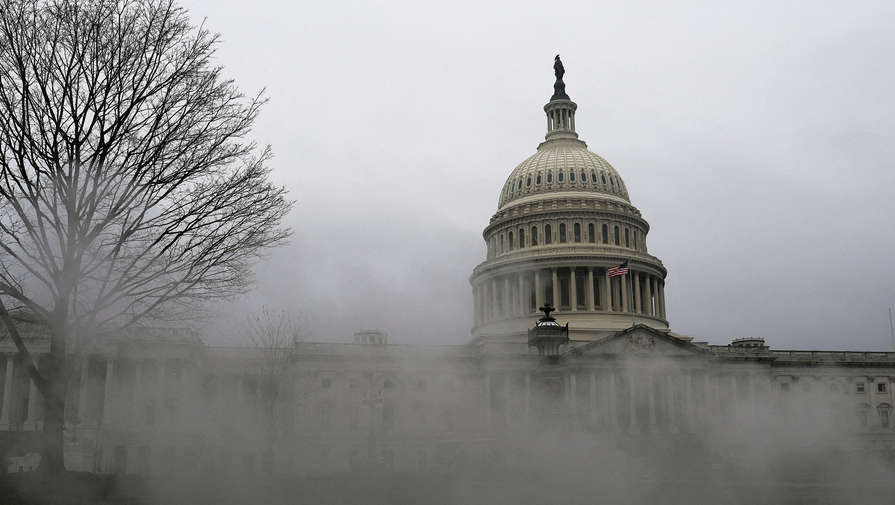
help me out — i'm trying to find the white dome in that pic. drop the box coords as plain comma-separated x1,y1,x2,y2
498,138,630,209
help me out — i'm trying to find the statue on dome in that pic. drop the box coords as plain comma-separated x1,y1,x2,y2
552,54,569,100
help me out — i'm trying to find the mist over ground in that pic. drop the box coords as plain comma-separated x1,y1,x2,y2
176,0,895,350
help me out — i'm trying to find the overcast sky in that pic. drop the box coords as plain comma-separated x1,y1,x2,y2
179,0,895,350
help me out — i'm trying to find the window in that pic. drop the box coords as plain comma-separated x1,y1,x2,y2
614,226,620,245
383,379,394,390
500,234,504,253
591,171,596,182
857,382,866,393
624,228,630,248
601,173,607,185
526,176,531,187
633,231,638,250
531,226,538,246
601,224,608,244
518,228,525,248
547,172,553,183
569,171,575,182
780,382,790,392
508,231,514,250
879,383,888,393
545,224,552,244
321,378,332,389
559,223,567,243
581,171,586,183
573,223,581,242
879,404,891,428
588,223,595,243
536,174,541,185
558,171,564,182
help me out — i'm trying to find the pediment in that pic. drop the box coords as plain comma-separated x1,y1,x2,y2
565,324,707,359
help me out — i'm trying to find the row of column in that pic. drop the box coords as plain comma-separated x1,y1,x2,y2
546,105,575,133
474,267,667,325
484,369,765,433
0,356,45,431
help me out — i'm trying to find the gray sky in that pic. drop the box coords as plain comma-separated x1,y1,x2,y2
181,0,895,351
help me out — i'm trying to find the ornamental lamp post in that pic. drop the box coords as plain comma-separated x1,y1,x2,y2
528,303,569,358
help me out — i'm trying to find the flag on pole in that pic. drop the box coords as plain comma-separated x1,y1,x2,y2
608,261,629,277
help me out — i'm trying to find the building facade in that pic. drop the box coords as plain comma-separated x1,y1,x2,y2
1,59,894,481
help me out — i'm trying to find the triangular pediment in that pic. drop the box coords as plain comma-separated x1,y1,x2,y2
564,324,708,359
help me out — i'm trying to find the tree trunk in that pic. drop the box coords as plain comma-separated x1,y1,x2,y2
39,350,68,474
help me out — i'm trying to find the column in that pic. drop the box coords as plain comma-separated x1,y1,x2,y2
703,372,712,418
102,358,116,426
502,277,510,317
633,272,641,314
0,357,15,429
534,270,543,310
620,272,629,312
569,268,578,311
24,378,43,431
667,375,677,433
518,275,526,315
685,370,694,433
609,372,619,431
78,355,90,424
504,373,511,425
551,268,559,307
484,375,492,429
132,360,143,426
589,372,597,424
603,269,612,312
586,268,595,311
644,276,653,316
659,281,666,319
490,279,498,319
628,372,638,433
525,373,531,425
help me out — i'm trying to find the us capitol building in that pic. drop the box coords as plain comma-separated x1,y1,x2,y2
1,58,894,485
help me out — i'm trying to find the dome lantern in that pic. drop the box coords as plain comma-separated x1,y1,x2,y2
544,55,579,142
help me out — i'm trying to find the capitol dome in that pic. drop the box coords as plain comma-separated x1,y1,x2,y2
498,139,630,209
470,56,669,345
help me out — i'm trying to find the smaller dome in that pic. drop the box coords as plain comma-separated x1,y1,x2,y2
498,139,630,209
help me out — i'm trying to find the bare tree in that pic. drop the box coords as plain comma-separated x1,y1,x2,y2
0,0,292,472
245,306,303,459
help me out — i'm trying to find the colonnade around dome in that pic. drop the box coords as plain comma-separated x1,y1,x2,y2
472,266,667,329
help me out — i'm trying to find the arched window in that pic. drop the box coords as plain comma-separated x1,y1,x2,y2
573,223,581,242
500,234,505,253
508,231,514,250
614,226,620,245
526,176,531,187
591,171,597,183
588,223,595,243
581,171,586,183
601,173,607,185
544,224,552,244
518,228,525,248
536,174,542,185
624,228,630,248
558,171,564,182
531,226,538,246
569,171,575,182
547,172,553,183
559,223,567,243
601,224,608,244
610,176,615,188
633,230,638,250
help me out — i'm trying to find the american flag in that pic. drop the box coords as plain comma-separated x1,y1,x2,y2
608,261,629,277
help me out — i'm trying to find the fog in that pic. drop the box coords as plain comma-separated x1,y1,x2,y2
76,350,895,505
171,0,895,351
